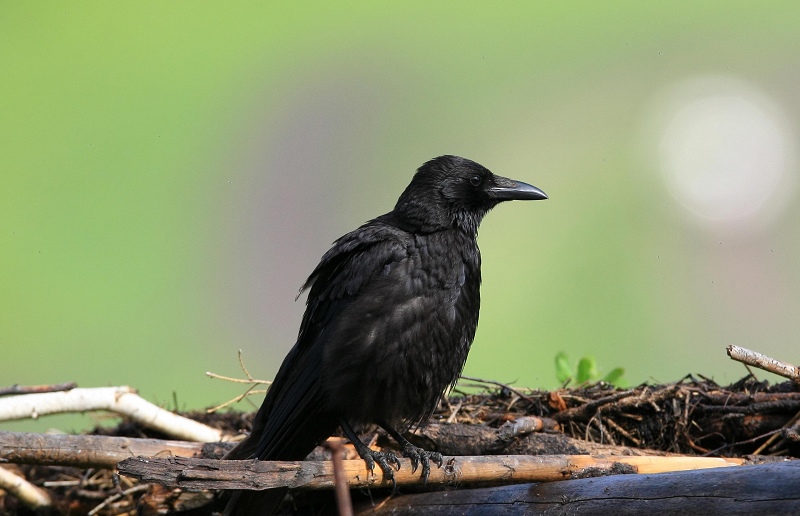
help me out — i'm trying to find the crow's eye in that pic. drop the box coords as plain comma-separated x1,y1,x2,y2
469,175,481,186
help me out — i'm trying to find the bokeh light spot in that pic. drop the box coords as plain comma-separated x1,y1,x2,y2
654,76,795,229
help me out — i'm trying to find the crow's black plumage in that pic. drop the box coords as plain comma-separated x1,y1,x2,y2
223,155,547,515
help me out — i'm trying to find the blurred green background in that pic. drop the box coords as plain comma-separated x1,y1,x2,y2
3,2,800,433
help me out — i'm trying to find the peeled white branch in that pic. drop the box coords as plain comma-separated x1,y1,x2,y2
727,345,800,382
0,466,52,509
0,386,222,442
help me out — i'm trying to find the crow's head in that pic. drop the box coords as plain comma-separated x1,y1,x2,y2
393,155,547,234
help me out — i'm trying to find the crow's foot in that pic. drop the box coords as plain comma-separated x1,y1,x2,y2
358,448,401,485
399,443,443,484
377,421,444,484
340,419,401,485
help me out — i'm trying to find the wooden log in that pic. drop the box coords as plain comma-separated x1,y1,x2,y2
0,430,219,468
116,454,744,491
359,460,800,515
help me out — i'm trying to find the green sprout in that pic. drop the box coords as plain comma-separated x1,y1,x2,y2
555,352,625,387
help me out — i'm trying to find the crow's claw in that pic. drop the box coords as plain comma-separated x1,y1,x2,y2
361,450,401,487
400,443,443,484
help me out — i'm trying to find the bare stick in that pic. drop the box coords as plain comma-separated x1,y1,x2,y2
205,349,272,412
497,416,560,439
753,409,800,455
0,387,223,442
117,454,746,491
205,384,267,413
552,390,637,423
87,484,149,516
458,375,537,404
727,345,800,382
0,382,77,396
205,349,271,385
0,466,52,509
0,430,213,468
326,439,354,516
204,373,265,384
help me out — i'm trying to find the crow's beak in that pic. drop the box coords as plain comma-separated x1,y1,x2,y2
488,175,548,201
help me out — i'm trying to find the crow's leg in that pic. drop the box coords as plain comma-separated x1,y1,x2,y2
339,419,400,485
379,422,443,484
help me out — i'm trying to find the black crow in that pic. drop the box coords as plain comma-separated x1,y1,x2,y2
224,155,547,514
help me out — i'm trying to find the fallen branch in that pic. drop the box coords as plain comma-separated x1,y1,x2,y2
551,389,638,422
0,426,677,481
359,460,800,515
0,382,78,396
727,345,800,383
0,430,221,468
0,466,52,509
497,416,560,439
0,386,224,442
117,454,746,491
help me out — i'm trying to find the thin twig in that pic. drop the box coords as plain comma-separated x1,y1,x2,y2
753,408,800,455
603,417,640,446
446,400,462,424
87,484,149,516
236,349,253,381
205,373,263,384
553,390,637,423
0,382,77,397
205,385,267,413
704,428,784,456
727,345,800,382
458,375,537,405
206,350,272,413
326,440,354,516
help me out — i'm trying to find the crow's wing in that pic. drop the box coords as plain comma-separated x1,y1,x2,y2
225,221,410,461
